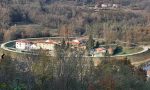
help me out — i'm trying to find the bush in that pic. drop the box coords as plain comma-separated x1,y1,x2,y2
113,46,123,55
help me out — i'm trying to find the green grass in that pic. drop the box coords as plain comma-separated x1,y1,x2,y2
4,41,15,48
115,47,143,55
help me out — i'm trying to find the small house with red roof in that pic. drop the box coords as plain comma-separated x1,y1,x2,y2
66,39,81,48
96,48,106,53
93,48,106,57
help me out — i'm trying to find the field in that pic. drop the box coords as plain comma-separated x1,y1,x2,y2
128,50,150,66
115,47,143,55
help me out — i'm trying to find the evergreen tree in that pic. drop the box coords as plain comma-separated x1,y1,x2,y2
86,35,95,50
94,41,100,48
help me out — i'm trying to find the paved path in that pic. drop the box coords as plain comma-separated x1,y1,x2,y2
132,59,150,67
2,38,150,68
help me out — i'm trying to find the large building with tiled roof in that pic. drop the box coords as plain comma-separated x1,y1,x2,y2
15,39,57,51
16,40,32,50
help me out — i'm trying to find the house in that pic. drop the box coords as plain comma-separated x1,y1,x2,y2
30,44,40,50
66,39,80,47
16,39,57,51
93,48,106,57
112,4,119,8
101,3,120,9
108,47,114,55
101,4,108,8
72,39,80,45
96,48,106,53
16,40,31,50
36,40,57,51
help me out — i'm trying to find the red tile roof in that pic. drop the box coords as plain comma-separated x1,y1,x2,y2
96,48,106,52
16,40,57,44
16,40,31,43
66,41,80,45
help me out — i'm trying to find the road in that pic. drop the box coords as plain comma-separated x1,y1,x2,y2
2,38,150,68
132,58,150,67
1,38,150,59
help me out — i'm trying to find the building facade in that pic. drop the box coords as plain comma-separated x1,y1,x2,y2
16,40,31,50
15,39,57,51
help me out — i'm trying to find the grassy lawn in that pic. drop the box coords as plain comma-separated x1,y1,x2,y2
4,41,15,48
115,47,143,55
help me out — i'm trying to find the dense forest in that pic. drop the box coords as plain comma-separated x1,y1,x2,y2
0,0,150,43
0,0,150,90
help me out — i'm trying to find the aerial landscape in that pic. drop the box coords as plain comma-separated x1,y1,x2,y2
0,0,150,90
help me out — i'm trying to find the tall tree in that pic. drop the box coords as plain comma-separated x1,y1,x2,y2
86,35,95,50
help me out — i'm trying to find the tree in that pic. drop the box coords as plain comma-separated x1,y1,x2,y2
0,5,10,29
3,26,17,41
93,59,146,90
86,35,95,50
0,55,17,89
94,41,100,48
31,52,57,90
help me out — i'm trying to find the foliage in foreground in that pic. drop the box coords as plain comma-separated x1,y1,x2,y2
0,52,150,90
